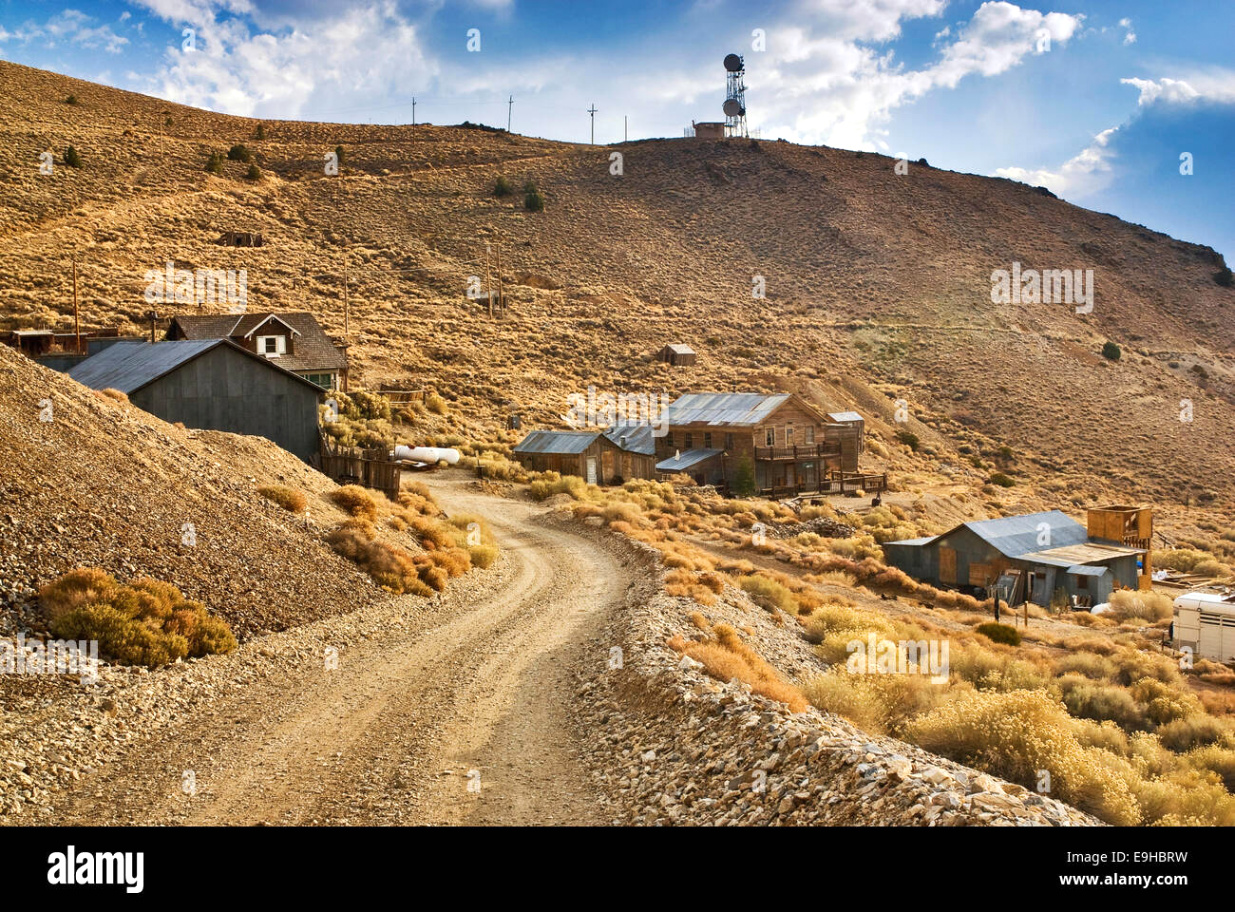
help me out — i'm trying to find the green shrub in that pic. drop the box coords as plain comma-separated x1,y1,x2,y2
228,144,252,163
63,146,82,168
65,95,79,105
494,175,514,197
205,151,224,174
524,181,545,212
1102,341,1121,361
255,123,266,140
1215,267,1233,288
334,144,345,165
975,622,1021,645
988,472,1015,487
731,457,755,497
895,430,919,451
246,163,261,180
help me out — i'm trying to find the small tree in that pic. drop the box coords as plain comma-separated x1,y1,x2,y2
64,94,79,106
246,163,261,180
228,144,252,163
493,175,513,197
1102,341,1121,361
895,429,919,451
255,123,266,140
1215,266,1233,288
205,151,224,174
732,457,756,497
63,146,82,168
524,180,545,212
165,116,173,127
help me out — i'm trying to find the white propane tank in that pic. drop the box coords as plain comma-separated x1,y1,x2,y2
394,445,461,465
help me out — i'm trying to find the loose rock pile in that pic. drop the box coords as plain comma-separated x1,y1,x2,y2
569,523,1100,827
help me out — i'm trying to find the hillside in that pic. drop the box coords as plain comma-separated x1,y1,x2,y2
0,343,384,638
2,59,1233,518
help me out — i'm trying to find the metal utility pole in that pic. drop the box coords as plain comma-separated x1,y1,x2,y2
507,95,514,133
624,115,628,143
495,241,504,316
412,97,417,142
587,104,598,144
344,264,350,340
71,254,81,353
485,242,493,317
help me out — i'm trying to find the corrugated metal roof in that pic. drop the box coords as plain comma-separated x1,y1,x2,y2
962,511,1089,558
513,430,599,455
603,424,656,455
656,448,722,472
828,411,864,423
667,392,789,427
664,344,695,354
1067,565,1109,577
884,536,935,547
68,340,220,393
67,340,324,395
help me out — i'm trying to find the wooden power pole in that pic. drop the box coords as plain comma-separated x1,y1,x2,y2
71,254,81,353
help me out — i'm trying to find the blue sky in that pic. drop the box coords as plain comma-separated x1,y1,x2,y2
2,0,1233,262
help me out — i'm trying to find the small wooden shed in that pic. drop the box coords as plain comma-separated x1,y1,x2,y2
512,430,625,485
658,343,696,367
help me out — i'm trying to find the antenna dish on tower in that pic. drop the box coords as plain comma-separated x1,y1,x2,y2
722,53,749,138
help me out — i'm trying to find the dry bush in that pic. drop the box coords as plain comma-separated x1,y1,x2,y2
42,569,237,667
1156,715,1232,752
257,484,307,513
330,484,379,521
1107,589,1174,622
468,544,500,569
529,472,589,502
1130,677,1204,726
738,574,798,614
802,667,948,735
1052,652,1117,681
325,523,432,596
97,388,128,402
668,623,807,712
1058,674,1146,730
903,689,1142,825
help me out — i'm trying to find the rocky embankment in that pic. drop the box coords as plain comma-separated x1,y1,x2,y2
568,516,1100,826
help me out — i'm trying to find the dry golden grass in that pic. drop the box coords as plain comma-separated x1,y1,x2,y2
256,484,307,513
668,623,808,712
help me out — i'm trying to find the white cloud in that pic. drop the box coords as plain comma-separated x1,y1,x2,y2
995,125,1119,198
0,8,129,53
1121,73,1235,106
131,0,434,119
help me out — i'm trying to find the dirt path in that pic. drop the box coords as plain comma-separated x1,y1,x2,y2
46,478,629,826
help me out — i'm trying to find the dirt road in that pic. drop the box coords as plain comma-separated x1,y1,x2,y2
46,479,631,826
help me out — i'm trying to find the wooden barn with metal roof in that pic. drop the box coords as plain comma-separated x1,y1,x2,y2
884,511,1146,607
68,340,323,462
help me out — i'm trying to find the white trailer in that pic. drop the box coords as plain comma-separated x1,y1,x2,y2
1174,590,1235,663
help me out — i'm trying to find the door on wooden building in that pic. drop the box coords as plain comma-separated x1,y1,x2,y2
939,546,957,585
586,457,598,485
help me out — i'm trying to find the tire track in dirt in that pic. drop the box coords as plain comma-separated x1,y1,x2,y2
45,479,628,826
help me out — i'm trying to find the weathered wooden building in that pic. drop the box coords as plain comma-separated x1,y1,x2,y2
884,511,1146,608
166,312,349,391
827,411,866,455
512,430,626,485
653,392,869,493
602,424,657,481
657,344,697,367
68,340,323,462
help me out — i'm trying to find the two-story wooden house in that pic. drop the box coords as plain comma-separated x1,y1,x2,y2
165,312,349,391
653,392,865,494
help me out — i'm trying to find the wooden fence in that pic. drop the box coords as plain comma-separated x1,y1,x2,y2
318,432,402,500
